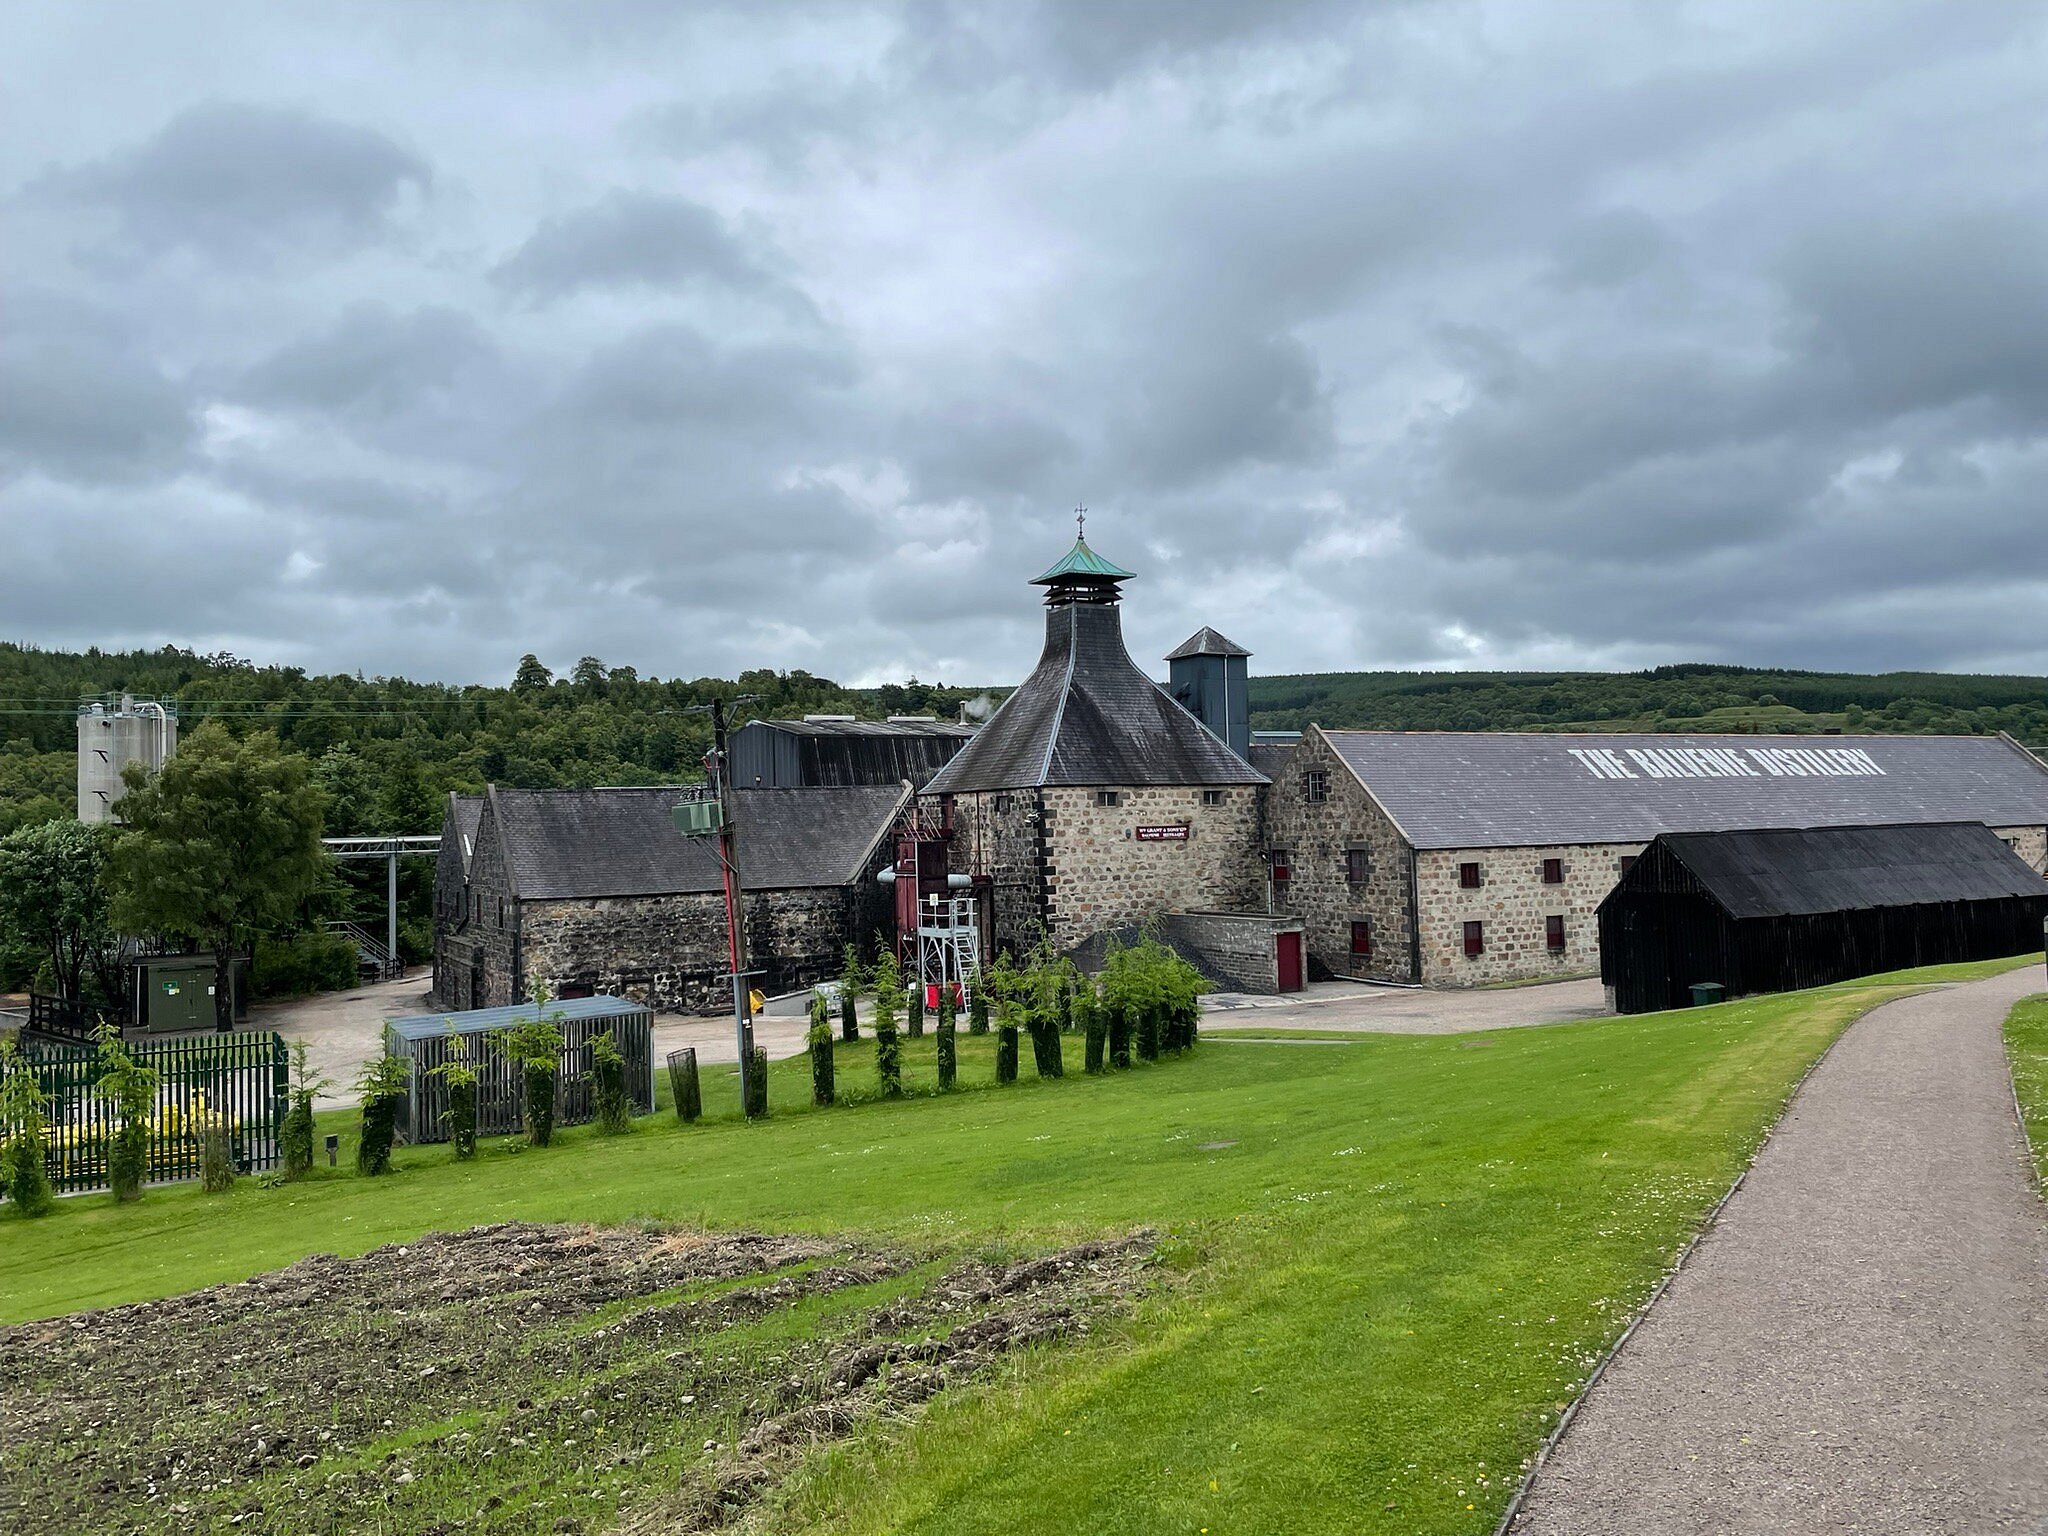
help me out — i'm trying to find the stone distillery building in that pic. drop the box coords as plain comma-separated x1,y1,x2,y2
432,782,906,1013
920,530,1302,989
1260,726,2048,987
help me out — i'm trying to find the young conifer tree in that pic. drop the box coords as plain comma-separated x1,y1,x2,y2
935,985,957,1089
907,970,925,1038
872,946,903,1097
994,1000,1019,1085
968,980,990,1035
808,992,836,1106
838,942,863,1042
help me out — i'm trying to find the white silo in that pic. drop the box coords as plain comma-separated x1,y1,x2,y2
76,696,178,824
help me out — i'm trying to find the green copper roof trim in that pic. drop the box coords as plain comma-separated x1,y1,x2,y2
1030,536,1136,584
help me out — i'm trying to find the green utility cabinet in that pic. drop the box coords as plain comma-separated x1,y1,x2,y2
133,954,251,1033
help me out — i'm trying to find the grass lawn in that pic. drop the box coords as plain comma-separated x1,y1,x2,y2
2006,992,2048,1187
1,960,2031,1535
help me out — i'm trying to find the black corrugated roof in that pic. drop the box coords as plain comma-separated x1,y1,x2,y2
748,718,976,739
1322,729,2048,849
923,599,1266,793
1640,821,2048,919
488,783,908,899
1165,626,1251,660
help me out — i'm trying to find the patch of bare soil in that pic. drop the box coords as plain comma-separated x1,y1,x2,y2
0,1222,1155,1536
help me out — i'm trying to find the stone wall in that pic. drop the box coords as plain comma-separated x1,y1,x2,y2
1040,784,1263,953
1161,911,1300,993
1260,728,1418,982
431,807,523,1009
520,883,885,1017
940,789,1048,956
1994,824,2048,873
1414,843,1641,986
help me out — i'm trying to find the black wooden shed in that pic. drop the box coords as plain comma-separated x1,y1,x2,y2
1598,821,2048,1014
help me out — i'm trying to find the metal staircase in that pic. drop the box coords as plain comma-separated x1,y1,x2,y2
327,921,401,983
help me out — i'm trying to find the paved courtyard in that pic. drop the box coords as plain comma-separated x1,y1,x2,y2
250,971,1609,1109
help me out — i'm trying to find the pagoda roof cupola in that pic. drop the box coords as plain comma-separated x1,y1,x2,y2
1030,510,1134,605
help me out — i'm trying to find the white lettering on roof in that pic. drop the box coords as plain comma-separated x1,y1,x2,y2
1572,745,1886,781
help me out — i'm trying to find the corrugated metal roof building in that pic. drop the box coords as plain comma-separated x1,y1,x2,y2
1598,822,2048,1012
1262,726,2048,989
728,716,976,789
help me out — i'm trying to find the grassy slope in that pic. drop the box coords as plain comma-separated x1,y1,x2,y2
2006,993,2048,1187
1,966,2018,1535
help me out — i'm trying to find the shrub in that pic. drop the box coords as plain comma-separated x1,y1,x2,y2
745,1045,769,1119
839,942,863,1042
355,1051,410,1176
591,1030,632,1135
968,983,990,1035
808,994,835,1107
95,1024,159,1200
0,1042,54,1217
935,987,957,1089
504,988,565,1148
907,974,925,1039
1135,1003,1161,1062
1100,932,1208,1066
279,1037,332,1181
1059,977,1074,1033
252,931,360,998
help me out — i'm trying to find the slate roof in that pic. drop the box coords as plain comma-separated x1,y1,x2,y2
1637,822,2048,920
924,599,1267,793
486,783,908,899
447,793,484,875
1165,626,1251,660
1320,730,2048,850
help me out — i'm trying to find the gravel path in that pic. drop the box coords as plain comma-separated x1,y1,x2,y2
1511,965,2048,1535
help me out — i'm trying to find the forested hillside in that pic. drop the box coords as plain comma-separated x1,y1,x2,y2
1249,664,2048,744
5,646,2044,843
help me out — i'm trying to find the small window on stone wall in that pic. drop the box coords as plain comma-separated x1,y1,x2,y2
1303,770,1329,804
1350,920,1372,958
1202,789,1225,807
994,794,1014,814
1619,854,1638,875
1545,914,1566,951
1459,861,1482,889
1463,920,1485,957
1347,847,1371,884
1542,857,1564,884
1269,850,1292,894
1097,789,1121,808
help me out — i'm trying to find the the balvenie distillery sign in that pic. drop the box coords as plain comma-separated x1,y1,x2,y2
1567,744,1886,782
1135,824,1191,841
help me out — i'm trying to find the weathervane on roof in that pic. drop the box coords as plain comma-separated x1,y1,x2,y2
1075,504,1087,539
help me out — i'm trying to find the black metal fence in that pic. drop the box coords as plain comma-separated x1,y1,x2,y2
23,1032,289,1194
391,1007,655,1144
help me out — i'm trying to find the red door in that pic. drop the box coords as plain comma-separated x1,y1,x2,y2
1276,931,1303,993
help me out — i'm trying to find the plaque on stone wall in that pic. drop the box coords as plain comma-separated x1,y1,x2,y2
1135,824,1190,841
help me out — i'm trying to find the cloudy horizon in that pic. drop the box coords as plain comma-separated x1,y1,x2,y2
6,1,2048,691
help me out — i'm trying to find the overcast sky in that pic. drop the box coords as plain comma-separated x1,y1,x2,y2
6,2,2048,690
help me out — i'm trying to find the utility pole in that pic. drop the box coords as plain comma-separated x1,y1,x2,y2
708,697,756,1107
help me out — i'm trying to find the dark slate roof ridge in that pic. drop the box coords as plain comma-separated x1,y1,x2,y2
1164,626,1251,660
925,600,1266,792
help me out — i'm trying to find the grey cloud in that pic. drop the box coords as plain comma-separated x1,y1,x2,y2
239,305,500,417
45,102,430,266
0,296,193,485
492,191,809,315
